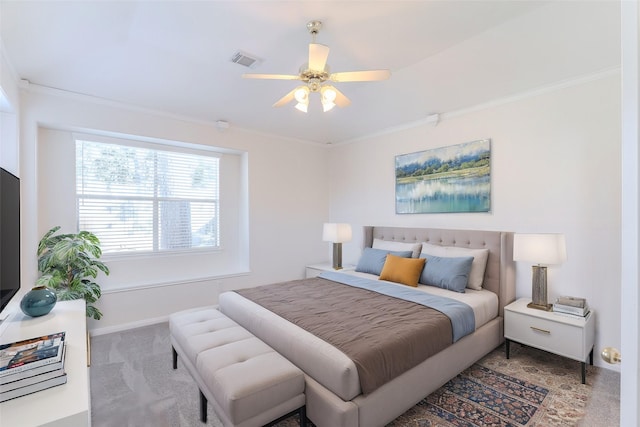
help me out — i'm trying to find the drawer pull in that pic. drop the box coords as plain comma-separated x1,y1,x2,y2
530,326,551,334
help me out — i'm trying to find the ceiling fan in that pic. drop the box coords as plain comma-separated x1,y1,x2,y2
242,20,391,113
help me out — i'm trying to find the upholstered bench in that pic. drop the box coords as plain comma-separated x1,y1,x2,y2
170,307,307,427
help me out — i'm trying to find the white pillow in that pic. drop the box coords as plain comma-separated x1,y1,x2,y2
420,243,489,290
373,238,422,258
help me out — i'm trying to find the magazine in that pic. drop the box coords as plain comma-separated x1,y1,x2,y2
0,332,66,377
0,343,66,385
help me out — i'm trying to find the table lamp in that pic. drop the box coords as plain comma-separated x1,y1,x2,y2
513,233,567,311
322,223,352,269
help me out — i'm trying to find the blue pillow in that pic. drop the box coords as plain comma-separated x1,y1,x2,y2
419,254,474,293
355,248,413,275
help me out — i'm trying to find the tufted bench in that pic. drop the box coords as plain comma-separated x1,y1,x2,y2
170,307,307,427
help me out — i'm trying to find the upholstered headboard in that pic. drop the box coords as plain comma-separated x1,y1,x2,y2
363,226,516,317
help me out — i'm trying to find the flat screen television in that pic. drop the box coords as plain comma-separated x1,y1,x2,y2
0,167,20,315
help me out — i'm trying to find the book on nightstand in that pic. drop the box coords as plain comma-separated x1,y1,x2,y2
553,296,589,317
0,332,66,378
556,296,587,308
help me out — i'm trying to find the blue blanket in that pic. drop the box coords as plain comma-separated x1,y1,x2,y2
319,271,475,342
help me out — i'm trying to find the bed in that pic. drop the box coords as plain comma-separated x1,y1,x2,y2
219,226,515,427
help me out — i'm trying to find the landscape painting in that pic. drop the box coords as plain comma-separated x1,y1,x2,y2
395,139,491,214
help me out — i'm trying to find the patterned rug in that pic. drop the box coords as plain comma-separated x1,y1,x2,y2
386,343,590,427
416,365,547,426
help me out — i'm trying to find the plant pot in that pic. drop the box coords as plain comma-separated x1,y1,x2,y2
20,286,57,317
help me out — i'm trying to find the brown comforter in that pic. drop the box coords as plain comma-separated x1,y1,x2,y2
235,277,452,394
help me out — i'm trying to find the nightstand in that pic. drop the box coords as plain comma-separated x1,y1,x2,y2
305,263,354,278
504,297,595,384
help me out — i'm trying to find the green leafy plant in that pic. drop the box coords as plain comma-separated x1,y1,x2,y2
36,226,109,320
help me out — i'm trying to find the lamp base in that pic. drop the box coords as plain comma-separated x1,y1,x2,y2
530,265,550,310
527,301,552,311
332,242,343,270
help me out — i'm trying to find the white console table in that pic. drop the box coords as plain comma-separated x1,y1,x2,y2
0,300,90,427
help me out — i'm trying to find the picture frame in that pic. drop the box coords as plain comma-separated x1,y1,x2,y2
395,139,491,214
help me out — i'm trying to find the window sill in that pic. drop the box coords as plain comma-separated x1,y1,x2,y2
101,270,251,294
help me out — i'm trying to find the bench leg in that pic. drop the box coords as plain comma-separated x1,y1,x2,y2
172,346,178,370
299,405,307,427
200,390,207,423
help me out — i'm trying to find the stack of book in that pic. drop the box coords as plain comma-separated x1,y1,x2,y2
0,331,67,403
552,296,589,317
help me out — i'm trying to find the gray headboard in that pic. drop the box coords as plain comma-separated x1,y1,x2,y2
363,226,516,317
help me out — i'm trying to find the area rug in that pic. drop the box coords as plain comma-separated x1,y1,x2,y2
389,340,593,427
408,364,548,426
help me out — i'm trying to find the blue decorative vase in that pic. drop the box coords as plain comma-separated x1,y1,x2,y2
20,286,57,317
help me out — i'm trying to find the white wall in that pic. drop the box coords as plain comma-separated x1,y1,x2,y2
18,87,330,333
328,73,621,369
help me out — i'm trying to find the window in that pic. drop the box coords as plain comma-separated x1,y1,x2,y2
76,138,220,254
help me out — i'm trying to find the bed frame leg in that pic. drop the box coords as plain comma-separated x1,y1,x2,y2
172,346,178,369
263,405,307,427
200,390,207,423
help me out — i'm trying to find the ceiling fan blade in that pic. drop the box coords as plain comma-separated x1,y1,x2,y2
308,43,330,71
243,73,301,80
331,86,351,108
330,69,391,82
272,88,297,107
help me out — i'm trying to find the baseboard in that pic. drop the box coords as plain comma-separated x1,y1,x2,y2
89,315,169,337
89,304,220,336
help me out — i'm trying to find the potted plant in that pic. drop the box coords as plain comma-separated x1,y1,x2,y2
36,226,109,320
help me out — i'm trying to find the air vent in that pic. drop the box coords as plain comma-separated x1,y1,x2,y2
231,51,261,69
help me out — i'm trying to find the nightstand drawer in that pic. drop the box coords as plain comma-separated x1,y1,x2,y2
505,310,587,361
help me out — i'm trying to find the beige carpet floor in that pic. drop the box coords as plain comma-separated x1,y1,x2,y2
89,322,619,427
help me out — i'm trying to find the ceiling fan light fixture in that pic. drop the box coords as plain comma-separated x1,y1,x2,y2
295,102,308,113
322,101,336,112
320,85,337,111
321,86,337,102
294,86,310,103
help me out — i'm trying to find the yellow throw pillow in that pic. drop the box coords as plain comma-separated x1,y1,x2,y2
379,254,426,287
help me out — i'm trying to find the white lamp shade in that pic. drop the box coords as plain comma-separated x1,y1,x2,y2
513,233,567,265
322,223,352,243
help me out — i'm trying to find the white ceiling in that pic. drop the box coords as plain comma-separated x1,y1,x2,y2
0,1,620,144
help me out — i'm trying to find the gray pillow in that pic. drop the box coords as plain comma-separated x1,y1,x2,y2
419,254,474,293
355,248,413,276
